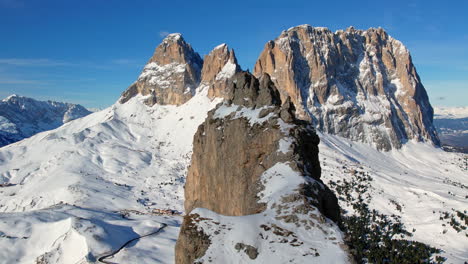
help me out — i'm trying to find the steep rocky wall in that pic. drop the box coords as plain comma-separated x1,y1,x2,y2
254,25,439,150
175,72,344,263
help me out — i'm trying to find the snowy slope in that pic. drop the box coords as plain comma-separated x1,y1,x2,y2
0,95,91,147
319,133,468,263
0,87,221,264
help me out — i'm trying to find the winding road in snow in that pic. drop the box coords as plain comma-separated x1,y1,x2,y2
97,223,168,264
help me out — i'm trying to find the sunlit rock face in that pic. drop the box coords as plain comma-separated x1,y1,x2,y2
120,33,203,106
254,25,439,150
176,72,344,264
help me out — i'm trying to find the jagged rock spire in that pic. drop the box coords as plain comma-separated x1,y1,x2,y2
201,43,241,99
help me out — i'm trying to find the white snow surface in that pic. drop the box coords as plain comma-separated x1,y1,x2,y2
319,133,468,263
0,87,221,263
138,62,187,88
215,60,237,81
213,103,275,125
434,106,468,119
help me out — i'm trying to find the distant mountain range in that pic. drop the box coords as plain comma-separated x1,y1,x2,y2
434,106,468,153
0,95,92,147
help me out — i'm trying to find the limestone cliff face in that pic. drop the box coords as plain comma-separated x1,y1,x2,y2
120,33,203,105
254,25,439,150
183,72,283,216
175,72,345,264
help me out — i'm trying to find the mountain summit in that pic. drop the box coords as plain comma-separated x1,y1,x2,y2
254,25,439,150
120,34,241,106
120,33,203,105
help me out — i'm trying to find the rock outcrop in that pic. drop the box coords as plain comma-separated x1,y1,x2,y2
120,33,203,105
201,43,241,99
254,25,439,150
175,72,347,263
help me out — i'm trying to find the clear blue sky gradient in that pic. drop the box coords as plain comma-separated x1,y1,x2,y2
0,0,466,108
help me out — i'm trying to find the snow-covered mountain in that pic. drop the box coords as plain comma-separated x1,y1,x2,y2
0,26,466,264
0,95,92,147
433,107,468,153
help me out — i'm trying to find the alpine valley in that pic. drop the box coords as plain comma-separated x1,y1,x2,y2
0,25,466,264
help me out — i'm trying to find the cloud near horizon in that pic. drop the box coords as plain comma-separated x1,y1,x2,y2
159,31,170,38
0,58,74,67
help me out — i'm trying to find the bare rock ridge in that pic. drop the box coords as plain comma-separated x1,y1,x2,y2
120,34,240,106
175,72,345,263
254,25,439,150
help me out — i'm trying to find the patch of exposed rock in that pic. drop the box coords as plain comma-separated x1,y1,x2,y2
175,72,346,263
254,25,439,150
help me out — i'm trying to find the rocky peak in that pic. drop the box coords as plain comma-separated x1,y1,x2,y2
176,71,344,263
147,33,201,67
119,33,203,106
254,24,439,150
201,43,241,99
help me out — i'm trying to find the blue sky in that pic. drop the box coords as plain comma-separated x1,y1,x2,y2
0,0,466,108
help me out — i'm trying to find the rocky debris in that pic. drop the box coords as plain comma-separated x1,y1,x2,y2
175,71,344,263
120,33,203,106
201,43,241,99
234,243,259,259
254,25,439,150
